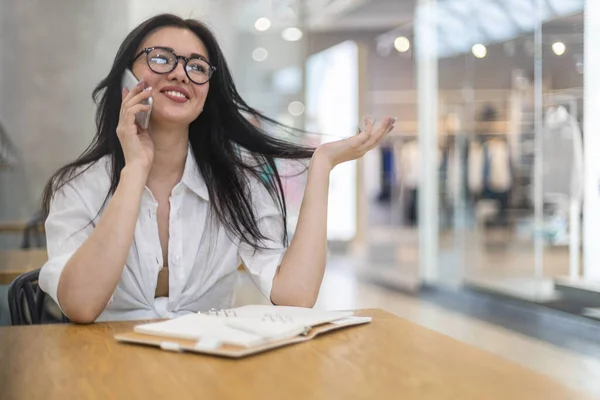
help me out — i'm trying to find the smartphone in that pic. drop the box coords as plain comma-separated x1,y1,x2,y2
121,69,153,130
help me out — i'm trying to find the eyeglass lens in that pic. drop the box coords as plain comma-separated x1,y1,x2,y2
146,48,212,84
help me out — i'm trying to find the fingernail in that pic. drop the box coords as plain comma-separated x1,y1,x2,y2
137,80,145,87
144,86,152,92
392,117,397,122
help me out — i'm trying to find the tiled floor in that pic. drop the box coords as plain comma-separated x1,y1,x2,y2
358,224,577,302
235,259,600,398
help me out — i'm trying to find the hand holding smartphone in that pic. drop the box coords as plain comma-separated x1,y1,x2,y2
121,69,153,130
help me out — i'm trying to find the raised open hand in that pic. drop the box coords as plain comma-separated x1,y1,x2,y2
314,116,396,171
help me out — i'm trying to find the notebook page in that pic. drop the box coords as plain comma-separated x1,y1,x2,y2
134,314,266,347
226,305,354,326
134,307,356,347
134,313,314,347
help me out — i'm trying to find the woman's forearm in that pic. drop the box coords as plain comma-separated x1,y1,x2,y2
271,149,331,307
57,166,147,323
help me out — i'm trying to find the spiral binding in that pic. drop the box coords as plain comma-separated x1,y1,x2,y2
199,308,237,317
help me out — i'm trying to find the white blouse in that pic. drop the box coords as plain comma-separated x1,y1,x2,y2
39,147,286,321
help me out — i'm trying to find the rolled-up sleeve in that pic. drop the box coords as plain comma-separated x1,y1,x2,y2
238,180,287,301
39,182,95,310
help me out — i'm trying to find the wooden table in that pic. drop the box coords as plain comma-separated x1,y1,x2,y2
0,309,588,399
0,249,47,285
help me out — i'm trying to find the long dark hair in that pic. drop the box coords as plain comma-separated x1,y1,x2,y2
41,14,314,249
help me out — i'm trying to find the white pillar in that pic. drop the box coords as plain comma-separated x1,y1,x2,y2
415,0,439,283
583,0,600,281
533,0,545,284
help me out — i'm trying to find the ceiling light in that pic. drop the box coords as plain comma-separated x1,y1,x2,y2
282,27,303,42
252,47,268,62
472,44,487,59
552,41,566,56
394,37,411,53
254,17,271,32
288,101,305,116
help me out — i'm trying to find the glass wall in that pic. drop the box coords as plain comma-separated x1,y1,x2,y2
414,0,586,301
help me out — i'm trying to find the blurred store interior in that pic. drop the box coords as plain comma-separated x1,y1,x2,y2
2,0,600,395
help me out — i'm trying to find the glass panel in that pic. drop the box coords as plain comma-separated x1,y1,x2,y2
433,0,585,302
435,0,584,56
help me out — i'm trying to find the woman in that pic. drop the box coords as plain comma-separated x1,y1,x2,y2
39,14,395,323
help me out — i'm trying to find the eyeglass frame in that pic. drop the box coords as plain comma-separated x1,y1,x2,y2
132,46,217,85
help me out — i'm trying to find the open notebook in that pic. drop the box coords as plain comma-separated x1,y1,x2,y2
115,305,371,358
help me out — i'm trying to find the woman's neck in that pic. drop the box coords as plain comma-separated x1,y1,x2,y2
147,123,189,185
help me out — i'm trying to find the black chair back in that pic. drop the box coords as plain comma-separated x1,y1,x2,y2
8,269,69,325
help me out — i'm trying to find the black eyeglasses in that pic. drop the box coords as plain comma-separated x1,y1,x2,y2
132,46,216,85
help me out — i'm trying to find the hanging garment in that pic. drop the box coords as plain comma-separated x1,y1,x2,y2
377,147,394,202
468,140,484,194
397,140,420,190
407,188,418,225
483,138,512,192
543,106,584,202
445,146,460,204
